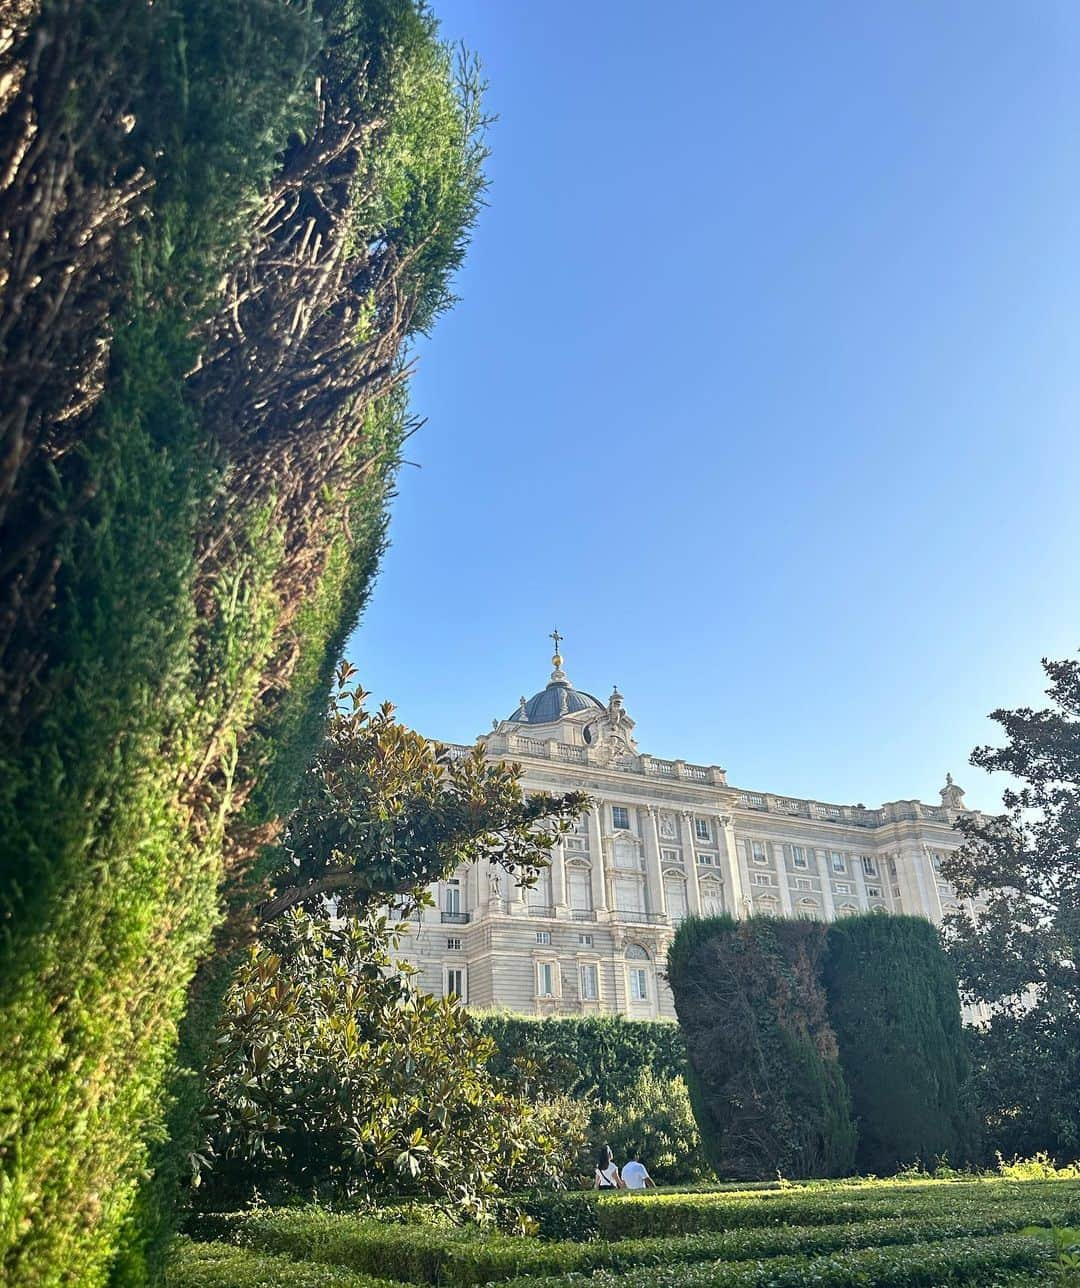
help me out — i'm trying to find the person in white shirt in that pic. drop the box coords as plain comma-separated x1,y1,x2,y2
620,1151,655,1191
593,1143,624,1189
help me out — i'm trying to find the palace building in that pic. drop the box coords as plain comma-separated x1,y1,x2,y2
395,639,979,1021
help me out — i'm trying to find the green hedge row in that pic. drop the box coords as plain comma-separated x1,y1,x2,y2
165,1238,396,1288
190,1205,1076,1288
473,1014,686,1104
497,1236,1050,1288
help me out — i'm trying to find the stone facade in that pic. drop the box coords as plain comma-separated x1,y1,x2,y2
395,649,981,1021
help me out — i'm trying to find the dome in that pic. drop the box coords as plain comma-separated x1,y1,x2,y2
509,679,605,725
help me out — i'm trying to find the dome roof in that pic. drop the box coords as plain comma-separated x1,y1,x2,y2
509,680,604,725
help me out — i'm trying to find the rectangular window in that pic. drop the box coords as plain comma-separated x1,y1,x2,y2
750,840,767,864
661,848,679,865
612,806,630,831
867,885,882,898
446,936,461,951
792,846,809,869
444,880,461,915
697,852,715,866
795,877,814,890
629,968,648,1002
892,885,902,899
578,933,593,946
565,835,586,851
535,930,551,945
834,882,852,894
862,856,878,877
537,962,556,997
753,872,772,886
695,818,711,841
580,963,599,1000
830,852,846,874
446,968,465,1000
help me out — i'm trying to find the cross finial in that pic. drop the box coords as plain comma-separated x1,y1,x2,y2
549,627,563,654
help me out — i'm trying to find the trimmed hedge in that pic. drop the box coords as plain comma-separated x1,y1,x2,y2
473,1014,686,1104
166,1238,397,1287
823,914,977,1173
495,1236,1050,1288
666,916,856,1180
190,1204,1079,1284
669,914,976,1181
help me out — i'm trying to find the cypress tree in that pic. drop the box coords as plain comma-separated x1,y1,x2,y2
822,913,976,1173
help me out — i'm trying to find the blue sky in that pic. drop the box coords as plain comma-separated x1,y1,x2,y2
346,0,1080,810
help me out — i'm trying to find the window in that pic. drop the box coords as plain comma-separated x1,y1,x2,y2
839,902,858,917
535,930,551,945
565,835,586,851
701,880,725,916
697,852,716,866
578,932,593,947
861,855,877,877
752,872,772,886
792,846,809,869
625,943,650,960
750,840,767,864
444,880,461,915
867,885,882,898
661,848,679,866
446,968,465,1000
537,961,556,997
695,818,711,841
580,963,599,1000
892,885,902,898
834,882,852,894
446,936,461,951
567,866,592,911
612,805,630,830
830,852,846,874
797,899,819,920
794,876,814,890
629,968,648,1002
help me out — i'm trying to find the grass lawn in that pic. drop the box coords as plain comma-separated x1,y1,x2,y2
167,1176,1080,1287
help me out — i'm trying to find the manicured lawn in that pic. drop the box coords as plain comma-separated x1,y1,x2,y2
167,1177,1080,1287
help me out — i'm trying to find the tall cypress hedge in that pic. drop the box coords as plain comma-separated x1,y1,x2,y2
473,1014,687,1106
0,2,485,1282
667,917,857,1181
822,914,977,1174
669,913,976,1182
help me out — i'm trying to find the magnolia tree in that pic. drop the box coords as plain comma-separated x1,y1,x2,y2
202,664,591,1205
260,663,588,922
943,654,1080,1159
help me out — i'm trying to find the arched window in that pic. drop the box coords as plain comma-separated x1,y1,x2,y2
625,943,650,961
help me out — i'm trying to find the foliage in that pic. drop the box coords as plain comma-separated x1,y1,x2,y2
260,668,587,923
166,1237,394,1287
595,1072,707,1185
667,916,857,1180
473,1014,687,1107
0,0,488,1281
201,909,588,1209
1000,1155,1080,1181
822,914,977,1174
174,1179,1080,1285
943,653,1080,1162
1020,1225,1080,1285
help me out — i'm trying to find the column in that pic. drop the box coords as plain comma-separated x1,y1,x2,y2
643,807,668,918
551,842,567,916
912,844,944,923
774,843,794,916
814,849,836,920
853,852,871,911
719,814,747,917
679,811,702,915
587,804,608,914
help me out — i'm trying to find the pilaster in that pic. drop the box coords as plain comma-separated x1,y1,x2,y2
643,807,668,918
679,811,703,915
587,803,608,913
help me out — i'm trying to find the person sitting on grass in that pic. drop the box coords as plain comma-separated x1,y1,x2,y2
620,1150,655,1191
594,1143,625,1189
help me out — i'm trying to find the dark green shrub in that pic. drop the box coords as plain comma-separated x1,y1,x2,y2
667,916,856,1181
822,914,977,1174
473,1014,686,1105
